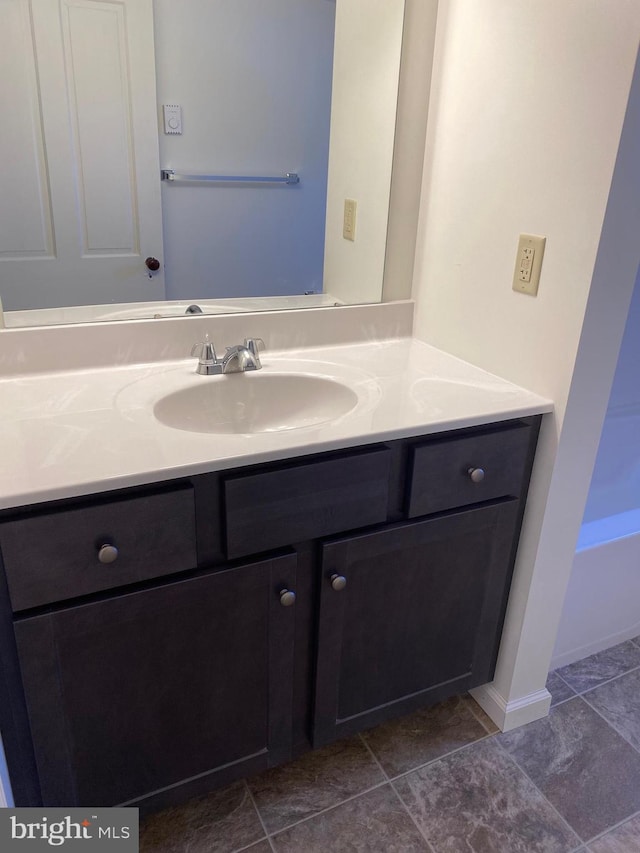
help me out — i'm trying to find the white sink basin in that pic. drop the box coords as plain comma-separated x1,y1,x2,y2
153,372,359,434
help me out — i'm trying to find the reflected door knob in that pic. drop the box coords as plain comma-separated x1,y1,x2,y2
468,467,485,483
279,589,296,607
145,257,161,271
330,574,347,591
98,544,119,564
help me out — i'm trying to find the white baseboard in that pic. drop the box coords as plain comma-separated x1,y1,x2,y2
550,622,640,670
470,683,552,732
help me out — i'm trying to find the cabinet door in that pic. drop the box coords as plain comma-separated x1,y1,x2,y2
313,502,519,746
14,554,296,807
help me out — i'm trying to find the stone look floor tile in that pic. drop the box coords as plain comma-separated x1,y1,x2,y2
137,652,640,852
247,736,385,834
394,738,579,852
361,694,489,776
498,697,640,841
557,642,640,694
139,781,265,853
547,670,577,706
589,814,640,852
271,784,430,852
586,669,640,751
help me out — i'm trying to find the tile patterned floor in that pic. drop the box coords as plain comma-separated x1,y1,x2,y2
141,637,640,852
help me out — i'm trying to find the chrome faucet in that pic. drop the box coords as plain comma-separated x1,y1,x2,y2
191,337,265,375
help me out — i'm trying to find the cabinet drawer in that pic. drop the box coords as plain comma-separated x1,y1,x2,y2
0,487,197,611
224,448,391,559
407,423,531,518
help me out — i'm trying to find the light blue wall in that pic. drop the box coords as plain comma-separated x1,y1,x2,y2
154,0,335,301
583,264,640,523
0,736,13,806
607,264,640,411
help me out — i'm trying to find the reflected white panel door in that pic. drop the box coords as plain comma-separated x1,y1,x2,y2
0,0,164,311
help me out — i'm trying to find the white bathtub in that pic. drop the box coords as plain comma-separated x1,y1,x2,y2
552,404,640,668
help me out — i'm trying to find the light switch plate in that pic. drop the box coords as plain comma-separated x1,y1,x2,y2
513,233,546,296
343,199,357,241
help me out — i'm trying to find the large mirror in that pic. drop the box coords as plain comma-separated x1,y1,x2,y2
0,0,406,327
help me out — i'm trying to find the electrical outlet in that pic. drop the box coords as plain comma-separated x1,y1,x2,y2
343,199,357,241
513,234,546,296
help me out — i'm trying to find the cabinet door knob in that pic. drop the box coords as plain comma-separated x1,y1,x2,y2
279,589,296,607
97,544,119,564
330,574,347,591
468,467,485,483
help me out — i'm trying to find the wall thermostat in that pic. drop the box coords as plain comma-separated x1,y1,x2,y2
163,104,182,135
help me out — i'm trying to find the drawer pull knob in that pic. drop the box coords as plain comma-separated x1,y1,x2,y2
468,467,485,483
279,589,296,607
97,544,119,564
330,574,347,591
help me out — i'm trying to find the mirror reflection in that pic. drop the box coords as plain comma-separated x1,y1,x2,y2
0,0,404,327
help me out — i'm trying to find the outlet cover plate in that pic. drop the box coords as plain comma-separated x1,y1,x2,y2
513,234,546,296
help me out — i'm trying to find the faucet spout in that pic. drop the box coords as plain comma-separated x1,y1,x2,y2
221,345,259,373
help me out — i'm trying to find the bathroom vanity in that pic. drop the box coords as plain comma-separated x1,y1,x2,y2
0,326,550,812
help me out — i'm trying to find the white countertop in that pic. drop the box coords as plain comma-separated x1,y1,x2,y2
0,338,552,510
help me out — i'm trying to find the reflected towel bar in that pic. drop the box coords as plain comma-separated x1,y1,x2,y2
161,170,300,185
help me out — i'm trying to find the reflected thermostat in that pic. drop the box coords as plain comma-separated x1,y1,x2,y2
163,104,182,135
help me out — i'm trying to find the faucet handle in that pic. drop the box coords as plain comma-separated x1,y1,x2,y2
191,339,217,363
244,338,265,368
191,339,223,374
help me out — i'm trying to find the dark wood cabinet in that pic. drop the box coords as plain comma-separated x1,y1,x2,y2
13,554,296,809
224,447,391,559
407,422,531,516
0,416,541,811
2,486,197,611
313,501,519,746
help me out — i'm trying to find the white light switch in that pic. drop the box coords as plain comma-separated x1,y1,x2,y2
343,199,357,241
163,104,182,135
513,234,546,296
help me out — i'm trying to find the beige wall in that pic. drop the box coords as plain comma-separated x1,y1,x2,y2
411,0,640,726
323,0,404,305
383,0,439,303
